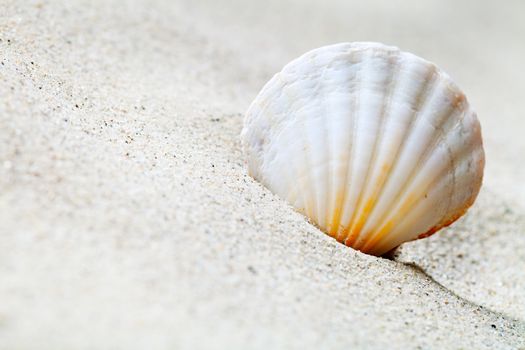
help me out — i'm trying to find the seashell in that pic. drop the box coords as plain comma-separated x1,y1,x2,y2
241,42,484,256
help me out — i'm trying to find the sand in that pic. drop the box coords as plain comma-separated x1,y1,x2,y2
1,0,524,349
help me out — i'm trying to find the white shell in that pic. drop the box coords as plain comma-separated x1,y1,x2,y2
241,42,484,256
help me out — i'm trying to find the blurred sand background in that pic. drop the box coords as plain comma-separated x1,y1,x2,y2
1,0,524,349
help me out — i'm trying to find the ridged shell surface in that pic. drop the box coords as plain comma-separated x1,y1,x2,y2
241,42,484,256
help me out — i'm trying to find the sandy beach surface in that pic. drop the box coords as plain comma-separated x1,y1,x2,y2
1,0,524,349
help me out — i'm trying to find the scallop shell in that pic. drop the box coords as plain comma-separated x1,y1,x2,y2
241,42,484,256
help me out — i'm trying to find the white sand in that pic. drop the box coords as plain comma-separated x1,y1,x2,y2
1,0,524,349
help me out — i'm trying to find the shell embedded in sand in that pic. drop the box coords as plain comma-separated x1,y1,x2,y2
241,42,485,256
